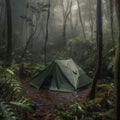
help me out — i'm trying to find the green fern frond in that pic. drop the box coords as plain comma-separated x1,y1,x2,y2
0,66,33,119
10,97,33,112
0,78,23,101
0,100,17,120
0,66,22,97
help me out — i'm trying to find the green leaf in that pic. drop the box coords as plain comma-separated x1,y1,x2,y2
0,100,17,120
10,101,33,112
78,105,84,113
6,69,15,75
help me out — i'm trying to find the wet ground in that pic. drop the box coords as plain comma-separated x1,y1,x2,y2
22,79,90,120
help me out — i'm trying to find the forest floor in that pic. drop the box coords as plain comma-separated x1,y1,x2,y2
22,79,90,120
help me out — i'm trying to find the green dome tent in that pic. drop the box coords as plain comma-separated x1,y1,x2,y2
30,59,91,92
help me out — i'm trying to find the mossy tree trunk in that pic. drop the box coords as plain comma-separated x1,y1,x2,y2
89,0,103,99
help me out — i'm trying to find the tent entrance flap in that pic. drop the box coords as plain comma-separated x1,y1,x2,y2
41,75,53,89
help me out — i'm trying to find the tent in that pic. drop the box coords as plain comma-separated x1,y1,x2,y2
30,59,91,92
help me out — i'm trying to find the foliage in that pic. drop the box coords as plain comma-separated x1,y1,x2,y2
55,83,115,120
18,62,45,79
0,66,33,120
45,37,97,74
67,38,97,74
0,100,17,120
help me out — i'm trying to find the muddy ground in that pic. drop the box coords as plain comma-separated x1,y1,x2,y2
22,79,90,120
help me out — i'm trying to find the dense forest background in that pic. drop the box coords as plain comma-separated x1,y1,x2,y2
0,0,117,70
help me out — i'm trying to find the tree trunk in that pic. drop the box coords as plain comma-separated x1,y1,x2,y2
76,0,87,41
0,0,4,22
88,0,95,40
60,0,72,47
114,0,120,119
20,16,39,62
70,11,73,33
89,0,103,99
44,0,50,66
20,10,41,62
20,30,34,61
0,0,4,45
63,5,72,46
73,10,78,34
5,0,12,67
109,0,114,47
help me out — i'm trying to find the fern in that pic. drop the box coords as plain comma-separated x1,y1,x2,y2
0,66,33,120
0,78,23,101
0,66,24,101
10,97,33,112
0,100,17,120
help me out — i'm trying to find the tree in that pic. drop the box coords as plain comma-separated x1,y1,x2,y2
60,0,72,47
0,0,4,22
89,0,103,99
44,0,51,66
114,0,120,119
69,7,78,37
109,0,114,46
76,0,87,41
0,0,5,45
88,0,96,40
5,0,12,67
20,1,48,62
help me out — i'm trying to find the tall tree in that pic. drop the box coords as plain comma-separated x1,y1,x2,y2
5,0,12,67
44,0,51,66
0,0,4,22
88,0,95,40
76,0,87,41
89,0,103,99
20,1,46,62
114,0,120,119
0,0,4,45
60,0,72,47
109,0,114,46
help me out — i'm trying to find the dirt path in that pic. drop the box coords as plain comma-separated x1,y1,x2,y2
22,79,90,120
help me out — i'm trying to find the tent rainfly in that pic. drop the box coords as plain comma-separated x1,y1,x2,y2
30,59,91,92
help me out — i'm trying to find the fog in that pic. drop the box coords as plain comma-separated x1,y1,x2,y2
0,0,117,68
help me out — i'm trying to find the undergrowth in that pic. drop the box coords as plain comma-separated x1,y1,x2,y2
55,83,115,120
0,66,33,120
